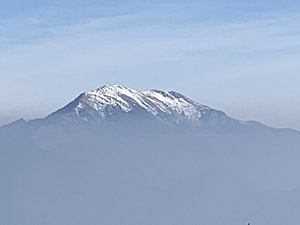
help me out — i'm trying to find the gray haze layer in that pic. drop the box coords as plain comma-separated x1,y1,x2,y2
1,86,300,225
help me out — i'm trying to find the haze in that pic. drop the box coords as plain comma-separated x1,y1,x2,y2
1,102,300,225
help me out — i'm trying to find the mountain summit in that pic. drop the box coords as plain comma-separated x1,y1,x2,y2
48,85,240,127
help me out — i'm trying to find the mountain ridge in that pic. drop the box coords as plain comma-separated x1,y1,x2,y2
45,85,245,128
0,85,299,134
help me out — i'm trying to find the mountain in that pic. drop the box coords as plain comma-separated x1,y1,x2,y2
1,85,296,133
1,85,298,150
1,85,300,225
48,85,229,125
16,84,282,131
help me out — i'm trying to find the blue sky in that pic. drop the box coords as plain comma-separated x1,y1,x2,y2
1,0,300,130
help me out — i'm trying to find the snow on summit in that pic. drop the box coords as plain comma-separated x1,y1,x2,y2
49,85,236,126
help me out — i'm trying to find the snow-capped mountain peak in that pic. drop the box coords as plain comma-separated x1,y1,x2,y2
49,85,235,126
